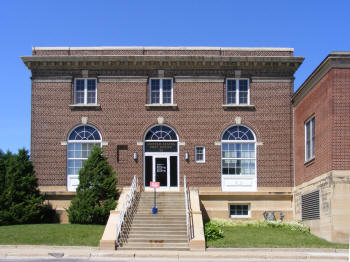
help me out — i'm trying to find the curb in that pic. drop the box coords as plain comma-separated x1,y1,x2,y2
0,245,348,260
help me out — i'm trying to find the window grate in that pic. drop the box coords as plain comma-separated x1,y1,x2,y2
301,190,320,220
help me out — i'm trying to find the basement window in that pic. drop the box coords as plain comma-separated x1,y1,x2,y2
229,204,250,218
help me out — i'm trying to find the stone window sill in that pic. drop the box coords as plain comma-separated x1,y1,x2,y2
69,104,101,111
304,157,315,167
222,104,256,111
145,104,178,110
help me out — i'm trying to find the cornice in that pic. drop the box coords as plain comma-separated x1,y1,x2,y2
21,55,304,73
292,54,350,106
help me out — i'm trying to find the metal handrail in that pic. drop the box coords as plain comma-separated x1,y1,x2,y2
116,175,138,246
184,176,193,242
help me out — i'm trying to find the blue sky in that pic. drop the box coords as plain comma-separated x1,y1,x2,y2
0,1,349,153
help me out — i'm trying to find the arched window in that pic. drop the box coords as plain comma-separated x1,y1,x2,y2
145,125,178,141
67,125,102,191
222,125,256,176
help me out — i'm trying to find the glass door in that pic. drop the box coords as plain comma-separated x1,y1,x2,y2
144,154,178,190
155,157,168,187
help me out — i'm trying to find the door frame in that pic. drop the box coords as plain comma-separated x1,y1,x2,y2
143,151,179,191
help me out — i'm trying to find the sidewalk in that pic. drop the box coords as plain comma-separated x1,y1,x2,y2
0,245,348,260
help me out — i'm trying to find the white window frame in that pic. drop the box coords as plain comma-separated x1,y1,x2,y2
74,78,97,105
149,78,173,104
221,125,257,192
66,124,102,192
195,146,205,163
225,78,250,105
304,116,315,162
229,204,251,218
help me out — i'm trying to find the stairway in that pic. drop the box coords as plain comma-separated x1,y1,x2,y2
119,191,189,250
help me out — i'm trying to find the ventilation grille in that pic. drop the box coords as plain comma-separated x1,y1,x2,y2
301,190,320,220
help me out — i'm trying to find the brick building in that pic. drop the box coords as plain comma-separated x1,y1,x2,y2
21,47,303,227
292,52,350,243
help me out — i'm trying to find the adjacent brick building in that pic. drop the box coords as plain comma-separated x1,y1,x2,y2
292,52,350,243
22,46,304,224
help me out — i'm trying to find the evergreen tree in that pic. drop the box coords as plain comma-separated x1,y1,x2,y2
0,155,6,213
0,149,55,225
67,146,118,224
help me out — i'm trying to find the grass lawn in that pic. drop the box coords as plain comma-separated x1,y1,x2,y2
207,226,349,249
0,224,105,246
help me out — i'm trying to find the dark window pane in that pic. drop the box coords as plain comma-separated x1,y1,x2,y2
151,79,160,104
239,80,248,91
75,80,85,91
87,79,96,91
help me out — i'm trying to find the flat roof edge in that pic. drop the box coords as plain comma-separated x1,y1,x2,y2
292,52,350,105
32,46,294,52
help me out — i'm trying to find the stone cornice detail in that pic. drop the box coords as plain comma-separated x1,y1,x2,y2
174,76,224,83
32,76,72,83
251,77,294,83
21,55,304,73
98,76,147,83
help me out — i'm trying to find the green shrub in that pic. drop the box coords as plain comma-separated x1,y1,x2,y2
0,149,56,225
67,146,118,224
205,221,224,241
207,218,310,233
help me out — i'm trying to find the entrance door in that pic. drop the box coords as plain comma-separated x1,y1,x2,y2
155,157,167,186
143,125,179,190
144,155,178,189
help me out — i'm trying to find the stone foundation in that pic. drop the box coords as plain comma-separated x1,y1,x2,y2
294,171,350,243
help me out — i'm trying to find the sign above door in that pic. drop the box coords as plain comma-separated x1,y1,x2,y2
144,142,177,152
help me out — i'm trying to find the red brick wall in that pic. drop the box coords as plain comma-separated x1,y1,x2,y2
332,68,350,170
31,76,294,188
294,72,333,186
294,68,350,186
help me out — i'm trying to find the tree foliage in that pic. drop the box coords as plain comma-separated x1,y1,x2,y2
67,146,118,224
0,149,56,225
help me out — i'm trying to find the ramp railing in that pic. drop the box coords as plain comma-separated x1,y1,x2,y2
116,175,139,247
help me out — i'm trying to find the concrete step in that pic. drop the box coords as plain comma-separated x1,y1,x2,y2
133,217,186,222
134,213,186,221
130,230,187,235
129,230,187,235
118,192,189,251
135,212,186,216
132,224,187,230
136,207,185,211
119,243,189,251
141,192,183,195
137,201,185,205
136,208,186,216
139,199,185,206
127,238,187,243
132,223,187,228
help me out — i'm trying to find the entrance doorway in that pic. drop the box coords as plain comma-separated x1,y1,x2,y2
143,125,179,190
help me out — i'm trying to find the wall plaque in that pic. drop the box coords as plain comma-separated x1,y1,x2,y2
145,142,177,152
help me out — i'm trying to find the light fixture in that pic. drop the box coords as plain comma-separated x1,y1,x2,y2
185,152,189,161
133,152,138,161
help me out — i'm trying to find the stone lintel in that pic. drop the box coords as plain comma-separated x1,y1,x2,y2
99,76,147,83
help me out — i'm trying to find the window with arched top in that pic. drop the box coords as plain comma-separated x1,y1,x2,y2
144,125,178,141
221,125,256,176
67,125,102,191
